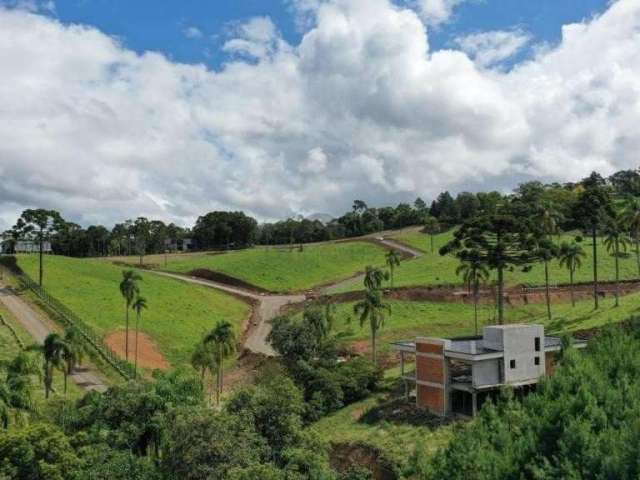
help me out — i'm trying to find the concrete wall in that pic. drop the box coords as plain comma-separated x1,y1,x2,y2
500,325,545,383
473,359,501,387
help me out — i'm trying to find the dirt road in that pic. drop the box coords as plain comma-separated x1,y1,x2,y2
147,233,423,357
321,236,424,295
149,271,305,356
0,284,108,393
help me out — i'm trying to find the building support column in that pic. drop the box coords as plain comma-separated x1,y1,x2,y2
472,392,478,417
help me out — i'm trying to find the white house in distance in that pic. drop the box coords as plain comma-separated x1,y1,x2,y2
1,239,52,254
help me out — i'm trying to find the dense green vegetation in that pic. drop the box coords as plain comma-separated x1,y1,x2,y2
14,255,250,368
159,241,386,292
0,304,82,427
417,323,640,479
312,368,454,471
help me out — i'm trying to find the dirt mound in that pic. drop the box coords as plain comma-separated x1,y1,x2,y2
187,269,271,294
105,330,170,370
330,443,398,480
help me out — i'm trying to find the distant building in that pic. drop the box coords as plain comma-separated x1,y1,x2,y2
392,324,587,417
164,238,194,253
15,240,52,254
1,239,51,254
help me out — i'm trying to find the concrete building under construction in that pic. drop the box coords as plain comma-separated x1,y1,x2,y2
392,324,587,417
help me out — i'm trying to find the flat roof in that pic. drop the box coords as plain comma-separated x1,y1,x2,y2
391,335,585,357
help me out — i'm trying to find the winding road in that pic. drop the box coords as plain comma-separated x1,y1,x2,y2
0,283,108,393
150,233,424,356
149,271,305,356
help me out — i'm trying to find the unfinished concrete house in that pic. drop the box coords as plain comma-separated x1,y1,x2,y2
392,324,587,417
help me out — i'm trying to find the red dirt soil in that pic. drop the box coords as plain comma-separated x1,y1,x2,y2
105,330,170,370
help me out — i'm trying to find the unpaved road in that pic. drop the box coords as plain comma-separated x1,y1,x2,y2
321,237,424,295
147,233,423,357
149,271,304,356
0,284,108,393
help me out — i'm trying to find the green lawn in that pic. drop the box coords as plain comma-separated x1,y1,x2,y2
158,241,387,292
0,304,83,407
15,255,251,369
385,230,640,290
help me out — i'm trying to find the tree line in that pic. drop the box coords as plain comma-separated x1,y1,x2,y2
436,171,640,326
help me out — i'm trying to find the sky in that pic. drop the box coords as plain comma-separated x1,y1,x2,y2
1,0,637,229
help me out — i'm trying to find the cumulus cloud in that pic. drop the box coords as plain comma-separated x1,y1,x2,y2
456,29,531,67
0,0,639,229
223,16,283,60
412,0,465,26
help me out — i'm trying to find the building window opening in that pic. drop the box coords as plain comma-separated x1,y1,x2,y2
510,359,516,369
534,356,540,366
534,337,541,352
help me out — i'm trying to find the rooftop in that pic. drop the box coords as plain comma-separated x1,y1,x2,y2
392,332,584,357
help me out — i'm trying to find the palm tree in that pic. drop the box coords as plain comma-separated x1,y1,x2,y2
63,327,86,369
385,249,401,288
456,258,489,335
604,220,631,307
363,266,389,291
621,196,640,276
190,341,217,403
203,321,236,405
323,298,337,333
423,216,440,253
119,270,141,361
558,241,586,307
353,289,391,366
60,341,75,395
538,202,562,320
132,296,148,376
0,384,10,429
30,333,66,398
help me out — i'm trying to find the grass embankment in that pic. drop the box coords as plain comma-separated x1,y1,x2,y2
313,291,637,353
144,241,387,292
311,367,454,469
15,255,250,369
0,304,82,405
383,230,640,290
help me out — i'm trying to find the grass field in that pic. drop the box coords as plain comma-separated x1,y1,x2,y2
383,230,640,290
310,290,638,352
15,255,251,369
145,241,387,292
0,303,82,407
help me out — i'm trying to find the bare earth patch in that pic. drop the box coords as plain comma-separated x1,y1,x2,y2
105,330,170,370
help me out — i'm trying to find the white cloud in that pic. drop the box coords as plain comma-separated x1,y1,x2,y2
223,16,283,60
183,26,203,39
413,0,465,26
456,29,531,67
300,148,329,173
0,0,639,227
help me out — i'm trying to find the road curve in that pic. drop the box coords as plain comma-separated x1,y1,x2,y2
146,232,424,356
147,271,304,356
0,284,108,393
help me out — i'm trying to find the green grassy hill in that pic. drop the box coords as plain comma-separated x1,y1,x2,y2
156,241,387,292
386,230,640,290
15,255,250,369
310,291,638,355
